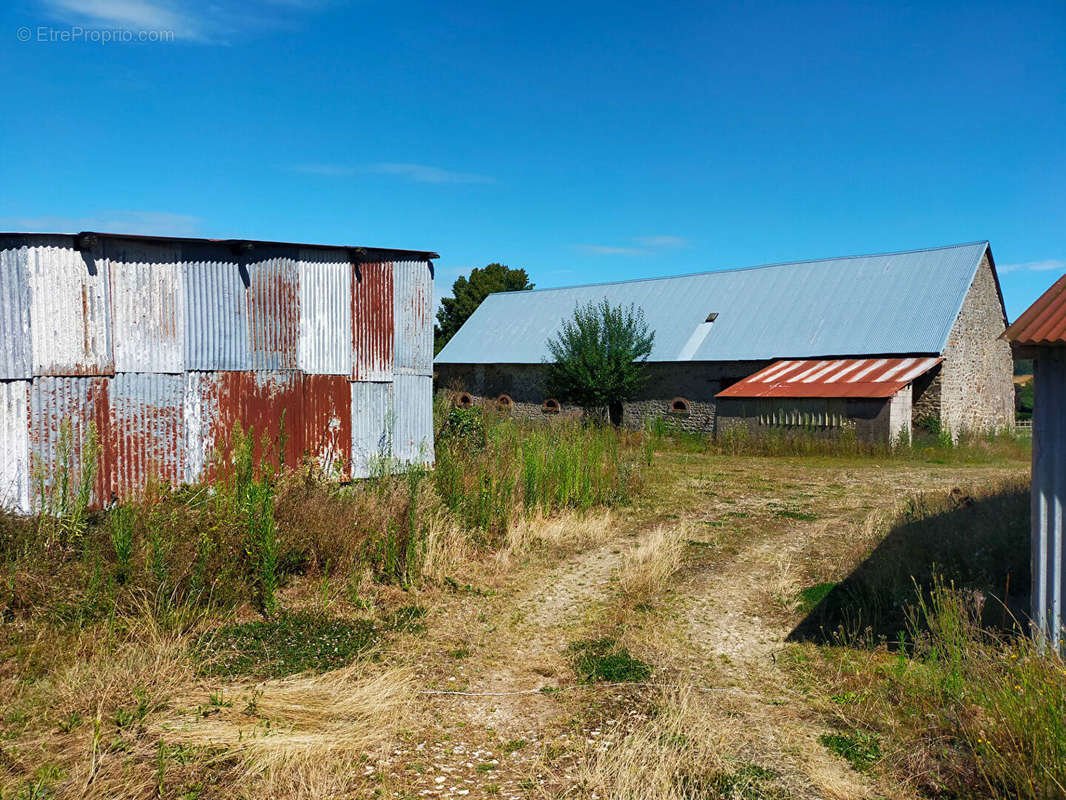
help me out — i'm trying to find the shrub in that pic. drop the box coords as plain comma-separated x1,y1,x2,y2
545,299,655,422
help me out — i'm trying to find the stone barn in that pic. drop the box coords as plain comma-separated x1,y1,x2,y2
435,242,1014,441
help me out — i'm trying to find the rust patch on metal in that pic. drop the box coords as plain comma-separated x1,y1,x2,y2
304,374,352,478
352,261,394,381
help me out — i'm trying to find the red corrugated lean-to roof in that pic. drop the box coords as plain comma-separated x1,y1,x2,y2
1004,273,1066,346
716,357,943,399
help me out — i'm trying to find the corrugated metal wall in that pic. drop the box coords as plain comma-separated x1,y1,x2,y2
109,241,184,373
1032,349,1066,650
0,233,435,510
109,373,185,499
29,376,112,506
0,381,30,512
304,374,352,478
183,250,251,371
28,244,114,376
351,380,392,479
0,245,32,379
299,249,352,376
248,256,300,371
393,260,433,376
393,373,434,466
352,261,394,381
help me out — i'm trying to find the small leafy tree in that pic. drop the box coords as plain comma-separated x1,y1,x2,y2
435,263,533,354
545,300,655,424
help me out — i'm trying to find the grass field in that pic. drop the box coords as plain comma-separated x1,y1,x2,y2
1,410,1046,800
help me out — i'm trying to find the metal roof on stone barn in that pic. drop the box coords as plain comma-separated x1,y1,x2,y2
435,242,994,365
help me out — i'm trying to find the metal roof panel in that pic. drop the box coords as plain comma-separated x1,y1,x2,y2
716,357,942,399
436,243,990,364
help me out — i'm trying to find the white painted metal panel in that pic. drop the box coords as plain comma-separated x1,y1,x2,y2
298,248,352,376
393,260,433,376
1032,349,1066,651
392,373,433,466
183,254,251,371
108,240,184,373
350,381,392,479
0,246,32,379
0,381,30,512
28,243,114,375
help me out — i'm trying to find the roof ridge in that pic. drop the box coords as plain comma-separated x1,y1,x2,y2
489,241,989,297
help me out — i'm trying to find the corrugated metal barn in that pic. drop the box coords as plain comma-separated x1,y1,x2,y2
436,242,1015,440
1005,274,1066,649
0,231,437,513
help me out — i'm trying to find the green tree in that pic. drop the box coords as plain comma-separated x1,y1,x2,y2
545,299,655,425
435,263,533,354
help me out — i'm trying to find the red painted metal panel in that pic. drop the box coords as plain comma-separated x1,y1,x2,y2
303,374,352,478
1005,273,1066,346
240,372,306,471
717,357,943,399
352,261,394,381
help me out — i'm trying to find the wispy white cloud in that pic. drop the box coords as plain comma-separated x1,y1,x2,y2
369,163,494,184
288,163,358,177
574,244,648,256
288,162,495,184
0,210,202,237
572,235,688,256
999,258,1066,274
634,235,688,249
38,0,334,42
42,0,206,39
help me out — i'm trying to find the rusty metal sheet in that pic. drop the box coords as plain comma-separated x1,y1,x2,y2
392,373,433,466
247,256,299,371
0,246,32,379
243,371,305,469
393,260,433,376
183,249,251,371
716,357,943,399
350,380,392,479
29,376,111,508
183,371,243,485
28,242,114,376
352,261,394,381
108,373,185,499
107,240,184,373
298,248,352,376
0,381,30,512
1005,273,1066,346
303,374,351,478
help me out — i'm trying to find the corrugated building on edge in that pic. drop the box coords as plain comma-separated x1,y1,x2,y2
0,231,438,512
1005,274,1066,649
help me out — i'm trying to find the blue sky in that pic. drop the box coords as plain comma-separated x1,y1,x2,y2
1,0,1063,321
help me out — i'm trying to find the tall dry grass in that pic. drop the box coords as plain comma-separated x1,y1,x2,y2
618,525,686,606
577,688,761,800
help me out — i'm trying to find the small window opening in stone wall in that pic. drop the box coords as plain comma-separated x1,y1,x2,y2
496,394,513,412
456,392,473,409
670,397,691,414
542,398,561,414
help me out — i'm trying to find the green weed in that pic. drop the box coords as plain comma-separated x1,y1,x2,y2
568,637,652,683
195,611,377,678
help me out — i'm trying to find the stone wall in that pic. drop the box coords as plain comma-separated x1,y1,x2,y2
939,253,1015,434
435,360,769,431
